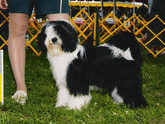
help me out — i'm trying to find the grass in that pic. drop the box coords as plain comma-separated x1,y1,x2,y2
0,48,165,124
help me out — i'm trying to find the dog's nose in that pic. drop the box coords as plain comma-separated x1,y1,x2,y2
52,37,57,43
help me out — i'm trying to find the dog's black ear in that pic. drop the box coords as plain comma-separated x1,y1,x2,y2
38,25,47,54
55,21,79,52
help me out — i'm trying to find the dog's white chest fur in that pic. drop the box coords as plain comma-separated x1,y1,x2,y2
47,52,75,86
47,45,83,86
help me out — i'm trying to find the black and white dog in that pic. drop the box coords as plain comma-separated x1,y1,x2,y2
38,20,147,110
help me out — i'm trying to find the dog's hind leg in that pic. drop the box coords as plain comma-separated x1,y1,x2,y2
111,87,124,104
117,79,148,109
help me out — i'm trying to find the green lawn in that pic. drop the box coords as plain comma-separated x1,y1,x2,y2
0,48,165,124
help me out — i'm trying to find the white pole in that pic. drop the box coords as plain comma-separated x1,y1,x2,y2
59,0,63,20
0,50,3,105
148,0,153,14
69,0,72,18
133,0,135,15
113,0,115,15
88,0,90,15
101,0,104,19
79,0,81,11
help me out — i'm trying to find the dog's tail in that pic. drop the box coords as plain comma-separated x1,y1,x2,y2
107,32,142,63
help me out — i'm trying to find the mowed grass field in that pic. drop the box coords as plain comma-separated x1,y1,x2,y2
0,48,165,124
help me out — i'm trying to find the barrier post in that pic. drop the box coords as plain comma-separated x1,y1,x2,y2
93,13,96,46
96,7,100,46
0,50,3,105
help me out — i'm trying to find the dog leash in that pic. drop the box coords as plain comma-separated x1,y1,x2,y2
59,0,63,20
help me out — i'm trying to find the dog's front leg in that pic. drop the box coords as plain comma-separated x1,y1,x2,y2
56,85,70,107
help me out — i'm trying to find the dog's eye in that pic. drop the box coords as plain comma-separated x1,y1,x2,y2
52,37,58,43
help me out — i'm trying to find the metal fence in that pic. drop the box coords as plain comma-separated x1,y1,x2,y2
0,9,165,57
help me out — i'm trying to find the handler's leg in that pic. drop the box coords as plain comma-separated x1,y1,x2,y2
47,13,69,21
8,13,28,93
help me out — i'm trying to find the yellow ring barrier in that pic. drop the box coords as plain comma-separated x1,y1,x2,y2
0,9,165,58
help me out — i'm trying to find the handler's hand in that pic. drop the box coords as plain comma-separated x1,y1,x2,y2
0,0,8,10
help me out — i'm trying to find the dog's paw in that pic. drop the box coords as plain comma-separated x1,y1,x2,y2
55,101,67,107
125,95,148,109
67,94,91,111
67,103,82,111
